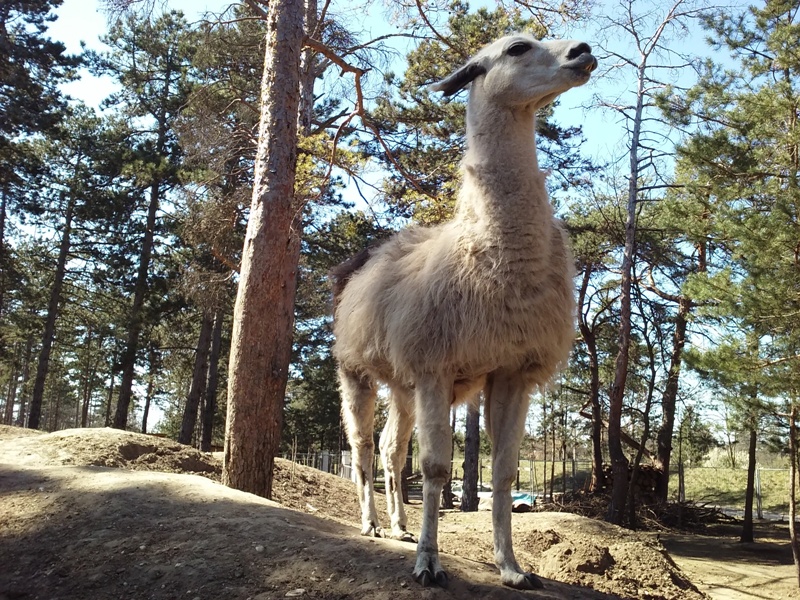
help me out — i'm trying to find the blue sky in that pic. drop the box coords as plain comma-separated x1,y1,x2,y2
48,0,728,165
50,0,231,106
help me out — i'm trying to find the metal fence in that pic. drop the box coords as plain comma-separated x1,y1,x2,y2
284,452,792,520
284,451,593,498
672,465,791,520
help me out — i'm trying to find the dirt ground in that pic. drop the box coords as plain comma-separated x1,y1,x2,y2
0,426,795,600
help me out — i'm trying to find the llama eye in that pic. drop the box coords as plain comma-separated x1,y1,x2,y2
506,42,532,56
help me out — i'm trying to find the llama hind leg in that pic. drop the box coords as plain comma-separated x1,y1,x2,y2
485,371,543,590
339,369,382,537
379,386,415,542
412,374,452,587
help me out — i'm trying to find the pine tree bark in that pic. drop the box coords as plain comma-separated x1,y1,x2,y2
201,311,224,452
28,195,74,430
741,424,757,543
0,188,7,353
461,402,480,512
222,0,305,499
179,311,214,445
104,348,117,427
607,56,648,525
654,297,689,502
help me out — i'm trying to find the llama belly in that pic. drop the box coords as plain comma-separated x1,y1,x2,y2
385,275,575,384
333,222,576,386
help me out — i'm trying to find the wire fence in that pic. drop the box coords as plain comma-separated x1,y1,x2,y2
283,451,793,519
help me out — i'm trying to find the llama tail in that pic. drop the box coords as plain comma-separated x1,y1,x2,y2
329,247,374,313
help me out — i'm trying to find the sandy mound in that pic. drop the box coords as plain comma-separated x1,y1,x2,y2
0,425,220,476
0,426,707,600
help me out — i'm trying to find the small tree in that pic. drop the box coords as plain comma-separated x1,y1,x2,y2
595,0,708,524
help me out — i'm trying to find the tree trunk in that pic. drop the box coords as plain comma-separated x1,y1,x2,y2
14,334,33,427
654,297,689,503
113,179,160,430
141,345,158,434
0,188,8,353
79,327,96,428
105,348,117,427
542,394,548,499
549,409,556,500
201,310,224,452
607,59,647,524
442,409,456,509
222,0,305,499
561,408,567,496
28,195,74,430
461,401,480,511
179,311,214,445
400,436,412,504
741,424,757,543
3,346,19,424
789,404,800,586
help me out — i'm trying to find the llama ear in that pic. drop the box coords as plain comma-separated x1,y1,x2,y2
430,62,487,97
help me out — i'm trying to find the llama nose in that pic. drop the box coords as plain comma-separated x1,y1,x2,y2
566,42,592,60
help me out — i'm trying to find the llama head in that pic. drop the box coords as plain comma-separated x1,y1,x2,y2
431,34,597,110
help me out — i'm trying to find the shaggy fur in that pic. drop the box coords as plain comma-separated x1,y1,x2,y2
331,33,597,590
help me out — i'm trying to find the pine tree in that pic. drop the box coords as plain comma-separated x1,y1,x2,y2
88,11,198,429
0,0,78,367
222,0,306,499
668,0,800,539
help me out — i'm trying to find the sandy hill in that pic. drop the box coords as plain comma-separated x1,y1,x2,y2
0,426,706,600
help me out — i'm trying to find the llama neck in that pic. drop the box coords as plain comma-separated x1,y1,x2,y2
462,104,540,172
455,104,553,243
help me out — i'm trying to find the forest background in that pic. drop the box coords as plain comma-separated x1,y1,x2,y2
3,0,800,533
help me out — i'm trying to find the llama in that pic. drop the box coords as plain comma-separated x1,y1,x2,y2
331,33,596,590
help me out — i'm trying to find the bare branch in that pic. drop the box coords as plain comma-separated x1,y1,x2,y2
414,0,452,48
303,36,437,200
242,0,269,20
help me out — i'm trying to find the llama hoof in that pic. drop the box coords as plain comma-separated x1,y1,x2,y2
502,571,544,590
360,523,384,538
391,530,417,543
413,551,448,588
414,568,448,588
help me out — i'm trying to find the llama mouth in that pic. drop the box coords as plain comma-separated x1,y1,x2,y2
564,54,597,74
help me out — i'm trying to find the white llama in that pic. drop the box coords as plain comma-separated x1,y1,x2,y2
331,33,596,590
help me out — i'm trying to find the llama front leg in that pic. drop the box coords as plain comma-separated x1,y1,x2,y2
412,374,452,587
485,371,543,590
379,387,416,542
339,369,382,537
